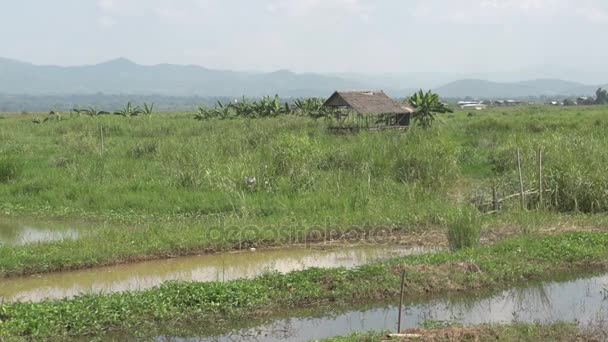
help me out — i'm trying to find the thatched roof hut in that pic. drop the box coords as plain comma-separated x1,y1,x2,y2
323,90,414,115
323,90,414,127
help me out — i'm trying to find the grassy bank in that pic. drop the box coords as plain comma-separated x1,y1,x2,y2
1,232,608,338
1,211,607,278
321,323,600,342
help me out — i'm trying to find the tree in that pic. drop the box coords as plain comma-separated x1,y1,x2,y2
407,90,453,129
596,88,608,105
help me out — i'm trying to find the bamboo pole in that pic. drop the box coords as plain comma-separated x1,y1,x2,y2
538,148,543,210
397,271,406,333
492,185,498,212
100,126,104,155
517,148,525,210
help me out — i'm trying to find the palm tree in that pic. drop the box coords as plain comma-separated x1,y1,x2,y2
407,90,453,129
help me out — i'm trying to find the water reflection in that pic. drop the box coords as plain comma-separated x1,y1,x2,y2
166,274,608,342
0,218,82,246
0,245,436,302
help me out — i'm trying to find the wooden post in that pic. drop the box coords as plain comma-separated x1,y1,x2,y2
538,148,543,210
517,148,525,210
397,271,406,333
492,185,498,212
100,126,104,155
555,182,559,208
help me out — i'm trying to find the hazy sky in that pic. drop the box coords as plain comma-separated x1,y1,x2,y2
1,0,607,74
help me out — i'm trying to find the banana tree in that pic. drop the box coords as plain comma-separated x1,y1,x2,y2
407,90,453,129
229,98,255,118
293,98,326,119
114,102,143,117
142,103,154,115
195,106,213,120
74,106,110,116
258,95,290,117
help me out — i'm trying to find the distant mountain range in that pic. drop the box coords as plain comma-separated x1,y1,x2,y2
0,57,366,97
0,57,605,99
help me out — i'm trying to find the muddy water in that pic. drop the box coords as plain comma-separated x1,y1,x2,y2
0,245,435,303
170,273,608,341
0,218,83,246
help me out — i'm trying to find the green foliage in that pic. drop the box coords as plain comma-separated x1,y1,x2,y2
142,103,154,115
392,131,460,187
0,157,22,183
408,90,453,129
73,106,110,116
293,98,328,119
446,207,482,251
195,95,291,120
269,134,322,191
195,96,333,120
114,102,144,117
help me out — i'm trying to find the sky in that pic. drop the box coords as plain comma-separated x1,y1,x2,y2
1,0,608,75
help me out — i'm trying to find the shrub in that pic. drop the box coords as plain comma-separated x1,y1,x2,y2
446,207,482,251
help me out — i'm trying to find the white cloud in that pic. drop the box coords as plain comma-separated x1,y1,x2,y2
577,7,608,23
153,6,188,20
412,0,570,23
97,15,116,28
97,0,117,11
479,0,565,12
271,0,372,18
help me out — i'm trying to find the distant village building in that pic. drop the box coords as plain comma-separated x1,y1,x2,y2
323,90,414,127
458,101,487,110
460,104,487,110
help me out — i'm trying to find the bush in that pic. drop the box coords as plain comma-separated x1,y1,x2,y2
446,207,482,251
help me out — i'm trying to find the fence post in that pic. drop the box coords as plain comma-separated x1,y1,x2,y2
517,148,525,210
397,271,406,333
100,126,104,155
538,148,543,210
492,185,498,212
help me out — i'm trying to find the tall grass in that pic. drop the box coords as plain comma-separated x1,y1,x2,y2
446,207,482,251
1,107,607,220
0,157,21,183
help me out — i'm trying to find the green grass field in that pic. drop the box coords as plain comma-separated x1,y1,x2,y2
2,106,607,220
1,106,608,275
2,106,608,338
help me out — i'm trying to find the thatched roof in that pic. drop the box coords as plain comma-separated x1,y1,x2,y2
323,90,414,115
